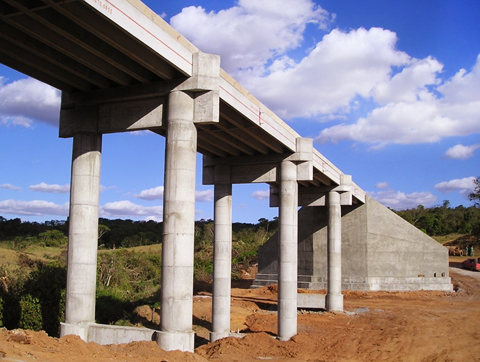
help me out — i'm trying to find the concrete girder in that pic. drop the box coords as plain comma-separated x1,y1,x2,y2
203,138,313,185
59,52,220,138
270,174,354,207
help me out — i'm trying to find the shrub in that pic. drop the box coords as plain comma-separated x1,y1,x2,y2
19,294,43,331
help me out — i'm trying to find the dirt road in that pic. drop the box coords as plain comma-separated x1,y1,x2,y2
1,264,479,362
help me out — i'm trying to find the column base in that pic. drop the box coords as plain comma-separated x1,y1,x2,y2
156,330,195,352
60,322,91,341
210,331,230,342
326,293,344,312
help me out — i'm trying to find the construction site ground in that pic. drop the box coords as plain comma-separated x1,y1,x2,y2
1,257,479,362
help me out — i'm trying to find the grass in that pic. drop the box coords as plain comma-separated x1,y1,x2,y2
431,234,467,244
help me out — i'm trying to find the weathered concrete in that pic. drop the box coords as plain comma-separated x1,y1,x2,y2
158,90,196,352
61,132,102,341
326,191,343,311
254,196,452,292
297,293,326,309
79,323,157,345
277,160,298,341
211,181,233,342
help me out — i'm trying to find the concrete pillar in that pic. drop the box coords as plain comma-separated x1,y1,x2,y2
277,160,298,341
326,190,343,311
157,90,196,352
61,132,102,341
210,182,232,342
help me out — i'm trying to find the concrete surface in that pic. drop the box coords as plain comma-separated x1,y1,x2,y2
254,196,452,292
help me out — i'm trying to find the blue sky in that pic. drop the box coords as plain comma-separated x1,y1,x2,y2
1,0,479,223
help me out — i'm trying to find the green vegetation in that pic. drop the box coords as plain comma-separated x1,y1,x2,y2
394,202,480,236
1,193,479,334
0,216,277,334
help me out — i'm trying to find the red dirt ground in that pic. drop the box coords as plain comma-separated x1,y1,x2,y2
1,261,479,362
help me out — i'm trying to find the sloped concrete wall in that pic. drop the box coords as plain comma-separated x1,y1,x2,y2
253,196,452,291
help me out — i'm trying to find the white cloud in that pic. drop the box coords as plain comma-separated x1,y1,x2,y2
317,54,480,147
0,199,69,216
245,27,410,119
134,186,213,202
369,188,437,210
0,77,60,127
170,0,332,76
251,190,269,200
434,176,476,198
196,189,214,202
29,182,70,194
101,200,163,219
444,144,480,160
1,183,21,191
134,186,164,200
375,182,389,189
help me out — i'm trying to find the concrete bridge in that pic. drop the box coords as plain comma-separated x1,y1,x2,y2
0,0,451,352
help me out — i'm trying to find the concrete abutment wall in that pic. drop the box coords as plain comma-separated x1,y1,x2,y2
254,196,452,292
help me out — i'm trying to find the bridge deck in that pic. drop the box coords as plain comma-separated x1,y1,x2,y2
0,0,365,202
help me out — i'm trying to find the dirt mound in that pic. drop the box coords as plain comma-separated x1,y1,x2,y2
1,265,480,362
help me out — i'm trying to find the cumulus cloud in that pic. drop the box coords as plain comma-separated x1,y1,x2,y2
134,186,164,200
134,186,213,202
369,188,437,210
101,200,163,219
434,176,476,198
0,199,69,216
170,0,332,76
251,190,270,200
375,182,389,189
1,183,21,191
245,27,410,119
317,54,480,147
0,77,60,127
444,144,480,160
171,2,479,147
29,182,70,194
196,189,214,202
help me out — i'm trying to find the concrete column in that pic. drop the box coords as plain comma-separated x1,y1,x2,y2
61,132,102,341
210,183,232,342
158,90,196,352
277,160,298,341
326,190,343,311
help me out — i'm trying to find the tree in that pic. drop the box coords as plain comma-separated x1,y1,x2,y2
469,177,480,207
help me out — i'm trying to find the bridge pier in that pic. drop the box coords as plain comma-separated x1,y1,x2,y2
157,90,197,352
61,131,102,340
278,160,298,341
326,190,343,311
210,181,233,342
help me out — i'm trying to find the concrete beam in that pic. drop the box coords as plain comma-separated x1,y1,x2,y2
269,174,354,208
203,137,313,185
60,53,220,137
